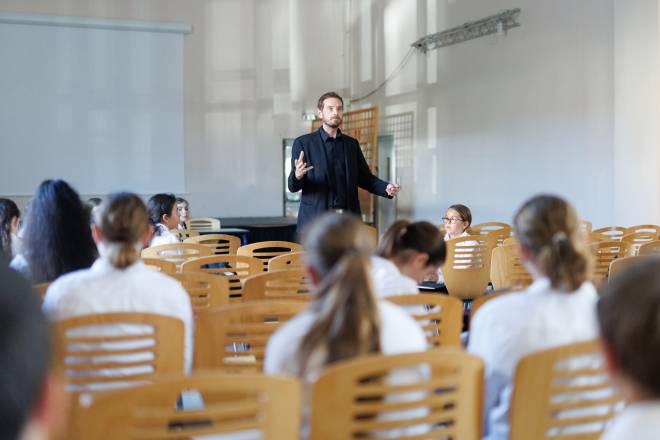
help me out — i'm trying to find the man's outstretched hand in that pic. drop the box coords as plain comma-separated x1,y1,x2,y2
294,150,314,180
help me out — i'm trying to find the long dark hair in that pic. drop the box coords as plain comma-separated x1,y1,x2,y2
0,198,20,258
378,220,446,267
23,179,97,283
147,193,176,238
297,213,380,375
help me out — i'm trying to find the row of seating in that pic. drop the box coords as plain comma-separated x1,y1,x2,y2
64,338,620,439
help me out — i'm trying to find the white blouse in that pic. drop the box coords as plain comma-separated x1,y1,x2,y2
265,300,428,438
149,223,179,247
43,258,194,378
370,256,419,298
601,401,660,440
468,278,599,440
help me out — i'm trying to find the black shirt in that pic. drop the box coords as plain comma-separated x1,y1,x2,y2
319,127,348,209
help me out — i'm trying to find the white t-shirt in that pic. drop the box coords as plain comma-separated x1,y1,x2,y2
370,256,419,298
468,278,599,440
265,300,428,439
601,401,660,440
43,258,194,385
149,223,179,247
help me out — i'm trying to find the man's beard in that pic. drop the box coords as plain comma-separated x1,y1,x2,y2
325,117,342,128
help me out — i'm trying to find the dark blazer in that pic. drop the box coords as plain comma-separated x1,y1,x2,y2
288,128,391,233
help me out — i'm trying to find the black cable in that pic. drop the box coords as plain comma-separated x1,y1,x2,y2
349,47,416,103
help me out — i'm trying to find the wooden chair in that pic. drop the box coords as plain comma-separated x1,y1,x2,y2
443,234,497,299
621,231,658,255
624,224,660,236
510,340,622,440
169,272,231,312
180,255,262,299
33,282,50,300
194,301,306,372
141,243,213,268
186,216,221,230
590,226,626,242
309,348,484,440
503,236,519,246
591,241,634,285
184,233,241,255
237,241,303,272
638,239,660,255
268,251,305,271
490,244,533,290
470,290,514,323
170,228,199,242
609,255,656,282
242,269,311,302
387,294,463,347
75,373,301,439
471,222,512,247
53,313,185,391
142,258,176,274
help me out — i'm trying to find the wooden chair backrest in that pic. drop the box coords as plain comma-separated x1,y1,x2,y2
186,217,221,230
141,258,177,275
169,272,231,312
194,301,306,372
621,231,658,255
469,290,514,323
591,240,634,284
443,234,497,299
75,373,301,439
590,226,626,242
180,255,262,299
309,348,484,440
268,251,305,271
638,239,660,255
502,236,519,246
510,340,622,440
609,255,656,283
471,222,512,247
242,269,311,302
170,228,199,242
184,233,241,255
237,241,304,272
53,313,184,390
387,294,463,347
33,282,50,300
624,224,660,236
140,243,213,267
490,244,532,290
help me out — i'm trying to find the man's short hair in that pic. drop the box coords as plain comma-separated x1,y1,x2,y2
0,263,51,439
317,92,344,111
598,257,660,397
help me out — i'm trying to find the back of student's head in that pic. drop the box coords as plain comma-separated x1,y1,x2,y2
97,192,149,269
598,258,660,398
0,198,20,258
24,179,97,283
377,220,446,267
0,263,52,439
513,195,591,291
298,213,379,375
148,193,176,235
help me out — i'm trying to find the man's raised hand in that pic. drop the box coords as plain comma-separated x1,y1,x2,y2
294,150,314,180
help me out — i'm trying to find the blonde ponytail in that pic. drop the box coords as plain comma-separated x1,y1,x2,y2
97,193,149,269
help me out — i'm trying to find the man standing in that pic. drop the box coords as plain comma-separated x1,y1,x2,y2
288,92,400,233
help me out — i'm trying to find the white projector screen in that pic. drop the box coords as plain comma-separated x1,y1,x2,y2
0,13,190,195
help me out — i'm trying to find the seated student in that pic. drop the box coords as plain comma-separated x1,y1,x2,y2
598,258,660,440
0,198,21,259
468,195,598,440
43,192,193,374
372,220,446,298
176,197,189,230
264,213,428,438
147,193,181,247
10,180,97,283
0,259,67,440
443,204,472,240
